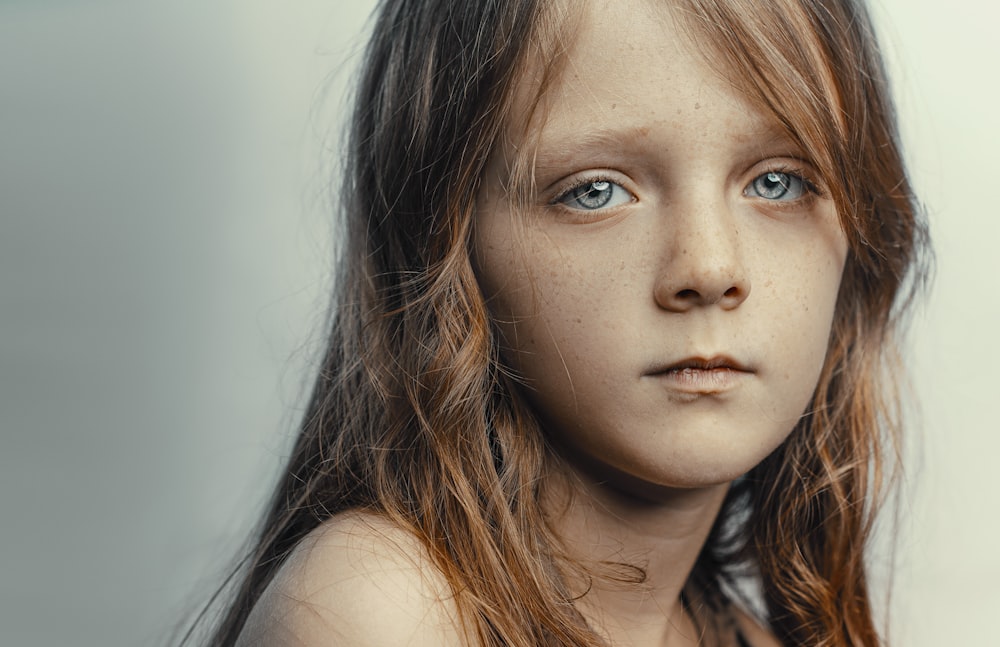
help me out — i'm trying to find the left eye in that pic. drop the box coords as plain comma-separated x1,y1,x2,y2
557,180,634,211
744,171,808,201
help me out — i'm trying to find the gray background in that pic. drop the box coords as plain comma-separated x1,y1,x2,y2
1,1,996,645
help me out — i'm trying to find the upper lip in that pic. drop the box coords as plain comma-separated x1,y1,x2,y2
647,354,753,374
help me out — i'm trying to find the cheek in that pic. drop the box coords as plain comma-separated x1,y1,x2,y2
474,220,546,365
481,249,587,367
475,226,628,394
767,231,847,388
745,210,845,377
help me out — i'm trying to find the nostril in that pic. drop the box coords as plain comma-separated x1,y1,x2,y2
658,279,750,312
676,288,700,300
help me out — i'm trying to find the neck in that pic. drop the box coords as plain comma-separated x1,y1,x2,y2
543,462,731,647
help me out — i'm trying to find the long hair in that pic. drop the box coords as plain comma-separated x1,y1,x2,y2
677,1,930,644
193,1,930,645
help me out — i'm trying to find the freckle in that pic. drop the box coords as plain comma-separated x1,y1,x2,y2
620,261,626,270
575,317,582,324
695,102,701,109
611,103,617,110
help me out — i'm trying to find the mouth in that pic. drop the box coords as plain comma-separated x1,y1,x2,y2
658,355,752,373
645,355,753,395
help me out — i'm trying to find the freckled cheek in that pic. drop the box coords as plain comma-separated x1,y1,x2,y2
502,268,583,339
755,230,846,372
483,253,617,375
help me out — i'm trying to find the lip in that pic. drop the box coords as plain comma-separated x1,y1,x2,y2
644,355,754,395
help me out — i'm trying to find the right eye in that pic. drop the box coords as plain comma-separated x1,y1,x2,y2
556,179,634,211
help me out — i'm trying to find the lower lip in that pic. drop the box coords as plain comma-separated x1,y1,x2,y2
650,367,750,395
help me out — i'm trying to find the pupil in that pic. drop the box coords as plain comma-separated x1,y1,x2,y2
574,180,613,208
759,172,789,198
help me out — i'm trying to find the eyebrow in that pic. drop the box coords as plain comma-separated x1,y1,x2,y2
544,124,656,148
531,121,804,173
532,125,654,169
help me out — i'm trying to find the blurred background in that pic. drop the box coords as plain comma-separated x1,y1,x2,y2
1,1,996,645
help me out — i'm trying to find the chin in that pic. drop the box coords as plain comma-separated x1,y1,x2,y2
552,440,775,502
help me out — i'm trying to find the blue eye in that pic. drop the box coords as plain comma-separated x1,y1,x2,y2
745,171,809,201
557,179,634,210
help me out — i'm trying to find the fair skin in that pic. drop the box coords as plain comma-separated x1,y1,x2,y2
237,0,847,645
475,0,845,644
237,512,467,647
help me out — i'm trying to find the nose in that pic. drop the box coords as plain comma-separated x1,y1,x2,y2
653,206,751,312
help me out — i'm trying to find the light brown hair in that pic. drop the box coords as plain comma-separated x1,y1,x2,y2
188,1,930,645
676,1,930,644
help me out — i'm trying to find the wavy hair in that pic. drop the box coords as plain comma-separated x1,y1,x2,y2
190,1,930,645
679,1,930,644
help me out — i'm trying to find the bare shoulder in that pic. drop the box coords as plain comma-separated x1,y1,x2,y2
733,605,783,647
236,511,467,647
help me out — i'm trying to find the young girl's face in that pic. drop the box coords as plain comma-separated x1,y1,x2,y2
474,0,848,495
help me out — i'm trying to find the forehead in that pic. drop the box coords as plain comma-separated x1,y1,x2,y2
506,0,785,163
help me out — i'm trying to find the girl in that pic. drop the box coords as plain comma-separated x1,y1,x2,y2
196,0,929,644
